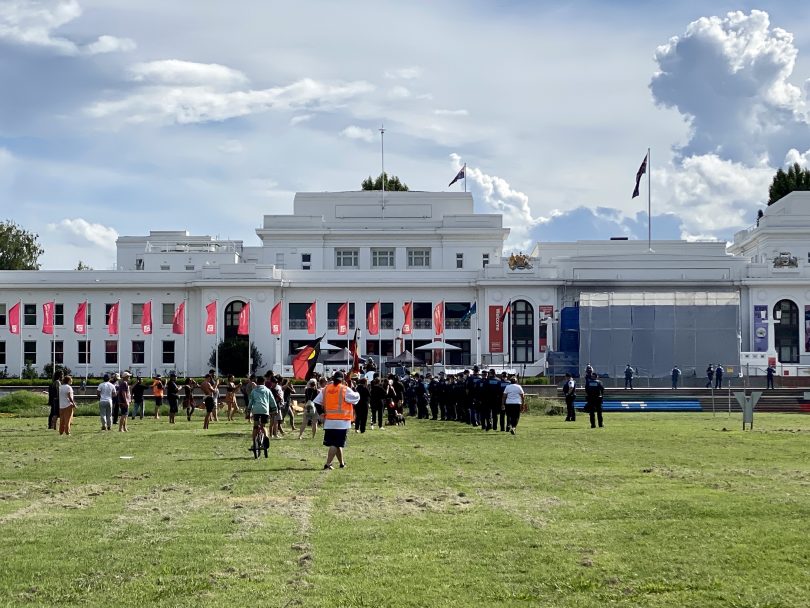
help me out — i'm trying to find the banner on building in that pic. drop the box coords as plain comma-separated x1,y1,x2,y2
74,302,87,335
489,305,504,353
42,301,55,335
270,301,282,335
753,305,767,352
306,302,317,334
337,303,348,335
108,302,119,336
8,302,20,335
205,301,217,335
367,302,379,336
172,302,185,335
401,301,412,335
538,305,553,352
237,302,251,335
433,301,444,335
142,301,152,335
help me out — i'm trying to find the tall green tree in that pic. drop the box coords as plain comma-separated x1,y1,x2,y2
208,339,264,377
768,162,810,205
0,220,43,270
361,172,409,191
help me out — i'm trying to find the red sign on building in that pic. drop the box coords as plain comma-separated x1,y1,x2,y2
489,305,504,353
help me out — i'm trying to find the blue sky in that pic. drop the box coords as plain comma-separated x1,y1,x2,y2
1,1,810,268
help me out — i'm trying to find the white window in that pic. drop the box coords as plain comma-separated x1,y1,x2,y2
336,248,359,268
407,248,431,268
483,253,490,268
456,253,464,269
301,253,311,270
372,248,395,268
162,303,175,325
184,264,194,271
160,264,170,271
275,252,285,268
132,303,144,325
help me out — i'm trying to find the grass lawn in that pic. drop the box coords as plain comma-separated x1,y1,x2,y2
1,406,809,607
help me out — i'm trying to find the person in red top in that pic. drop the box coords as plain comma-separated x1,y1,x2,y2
312,371,360,470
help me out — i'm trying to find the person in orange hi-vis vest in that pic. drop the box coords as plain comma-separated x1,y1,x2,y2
313,371,360,470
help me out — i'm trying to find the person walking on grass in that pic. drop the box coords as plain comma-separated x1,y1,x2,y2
151,375,164,419
281,378,297,431
201,373,216,430
111,373,120,426
117,372,131,432
225,374,239,421
299,378,321,439
314,371,360,470
369,376,386,430
97,373,116,431
48,370,63,430
132,376,145,420
166,372,180,424
502,376,525,435
353,376,370,434
183,377,198,421
58,375,76,436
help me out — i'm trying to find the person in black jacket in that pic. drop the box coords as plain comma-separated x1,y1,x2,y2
48,370,63,430
584,369,604,428
369,376,387,429
427,374,440,420
466,367,483,426
563,372,576,422
480,369,504,431
354,377,370,433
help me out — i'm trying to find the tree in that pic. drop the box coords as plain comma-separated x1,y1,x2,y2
76,261,93,271
768,162,810,205
0,220,44,270
208,339,264,377
361,172,409,191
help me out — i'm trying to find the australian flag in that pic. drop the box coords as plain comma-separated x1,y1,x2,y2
632,153,648,198
449,166,465,187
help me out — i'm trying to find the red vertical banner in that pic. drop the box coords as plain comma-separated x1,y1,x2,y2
205,301,217,335
489,305,504,353
74,302,87,334
367,302,379,336
108,302,120,336
142,300,152,335
8,302,20,335
336,302,348,335
433,301,444,335
172,302,185,335
42,301,55,335
270,301,282,335
349,328,360,374
237,301,250,335
306,302,317,334
538,305,553,352
401,301,412,335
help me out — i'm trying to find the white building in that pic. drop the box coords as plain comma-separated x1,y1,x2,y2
2,190,810,378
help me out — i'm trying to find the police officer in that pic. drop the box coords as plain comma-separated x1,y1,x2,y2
444,375,457,421
427,374,440,420
437,372,448,420
454,372,468,423
416,374,429,418
584,368,605,428
563,372,576,421
480,369,503,431
466,366,484,427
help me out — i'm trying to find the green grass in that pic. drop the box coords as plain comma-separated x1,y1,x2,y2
1,410,808,607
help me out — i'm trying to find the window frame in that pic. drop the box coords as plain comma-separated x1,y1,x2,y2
371,248,395,269
23,340,37,365
23,304,37,326
131,340,145,365
407,248,431,269
162,303,175,326
162,340,175,365
335,248,359,269
77,340,91,365
105,340,118,365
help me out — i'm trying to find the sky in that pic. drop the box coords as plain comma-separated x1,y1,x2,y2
1,1,810,269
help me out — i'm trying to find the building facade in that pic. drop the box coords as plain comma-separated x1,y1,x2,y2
1,190,810,378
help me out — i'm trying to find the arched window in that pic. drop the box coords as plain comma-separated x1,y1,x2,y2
511,299,534,364
224,300,246,341
774,299,799,363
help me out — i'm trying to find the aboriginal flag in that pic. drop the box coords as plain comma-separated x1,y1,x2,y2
293,335,324,380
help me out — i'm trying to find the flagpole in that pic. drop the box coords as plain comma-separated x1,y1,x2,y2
84,304,88,384
647,146,652,252
183,297,188,377
247,300,251,378
215,300,219,376
464,162,467,193
410,300,414,370
475,297,480,367
508,306,512,372
442,301,446,370
377,301,381,371
18,301,22,378
380,124,386,211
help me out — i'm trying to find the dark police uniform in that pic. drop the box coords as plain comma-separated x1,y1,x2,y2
480,375,503,431
466,372,483,426
584,374,604,428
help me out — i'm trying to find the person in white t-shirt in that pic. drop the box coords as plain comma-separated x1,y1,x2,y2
97,373,117,431
501,376,525,435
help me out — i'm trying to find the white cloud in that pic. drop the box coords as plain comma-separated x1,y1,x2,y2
451,153,546,251
387,85,411,99
290,114,313,126
651,10,810,166
340,125,374,143
0,0,135,55
130,60,248,88
86,76,375,125
46,218,118,249
42,218,119,268
785,148,810,167
434,109,468,116
384,66,421,80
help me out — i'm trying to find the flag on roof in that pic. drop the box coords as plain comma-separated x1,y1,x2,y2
632,153,647,198
448,166,465,187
